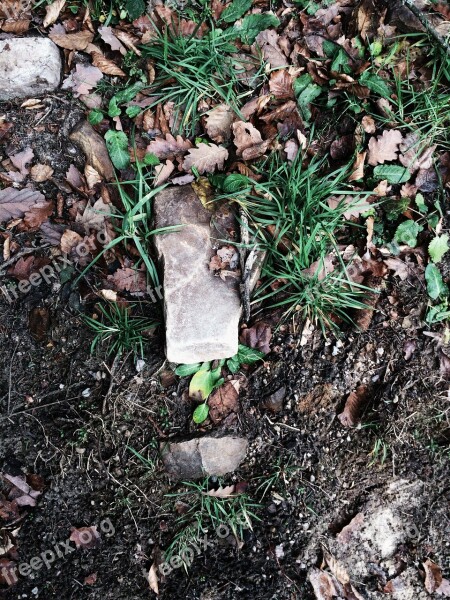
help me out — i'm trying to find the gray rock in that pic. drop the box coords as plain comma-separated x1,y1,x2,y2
0,37,62,101
153,186,241,364
161,435,248,479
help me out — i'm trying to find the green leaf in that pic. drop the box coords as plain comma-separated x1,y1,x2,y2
189,364,215,401
415,192,428,214
425,263,449,300
125,105,141,119
331,47,351,74
88,109,104,125
429,234,449,264
373,165,411,184
108,97,121,118
426,301,450,324
235,13,280,44
124,0,146,20
293,73,313,96
394,220,423,248
104,130,130,170
113,82,145,105
297,82,323,122
322,39,338,58
223,174,250,193
193,403,209,424
359,72,391,98
143,153,160,166
227,355,240,373
237,344,265,364
175,363,202,377
221,0,252,23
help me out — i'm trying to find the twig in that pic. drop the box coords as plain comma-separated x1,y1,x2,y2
102,353,122,414
401,0,450,56
0,245,50,273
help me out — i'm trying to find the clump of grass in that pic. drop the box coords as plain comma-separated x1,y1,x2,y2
164,478,261,565
218,152,369,331
83,302,156,358
142,23,263,135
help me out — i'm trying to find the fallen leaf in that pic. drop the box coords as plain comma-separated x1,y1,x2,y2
327,195,372,220
114,29,141,56
107,267,147,294
3,474,41,507
146,134,192,160
49,26,94,50
98,25,126,54
338,385,369,427
9,147,34,176
30,164,54,182
367,129,403,166
90,52,126,77
399,133,436,173
269,69,294,99
43,0,66,28
255,29,288,68
436,578,450,597
205,104,234,143
233,121,268,160
60,229,83,254
182,143,228,174
84,165,101,189
148,562,159,594
240,321,272,354
206,484,236,498
308,568,340,600
302,255,335,280
384,257,410,280
348,151,366,181
70,120,115,181
284,139,299,162
0,188,45,224
208,380,240,424
69,526,100,549
154,160,175,186
19,200,54,230
361,115,376,134
76,198,111,233
424,559,443,593
62,64,103,97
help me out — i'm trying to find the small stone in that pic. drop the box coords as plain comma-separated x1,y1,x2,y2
0,38,62,101
161,435,248,480
153,186,241,364
263,386,286,413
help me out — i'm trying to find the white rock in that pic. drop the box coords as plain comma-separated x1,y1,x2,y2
0,37,62,101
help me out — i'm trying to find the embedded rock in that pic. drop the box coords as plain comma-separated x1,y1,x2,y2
161,435,248,480
0,37,62,101
153,185,241,364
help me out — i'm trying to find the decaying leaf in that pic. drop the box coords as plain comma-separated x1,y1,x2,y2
240,321,272,354
49,26,94,50
107,267,147,294
208,380,240,424
9,147,34,176
43,0,65,28
182,143,228,174
90,52,126,77
30,164,54,182
269,69,294,99
98,25,126,54
76,198,111,233
3,474,41,507
62,64,103,97
146,134,192,160
424,559,443,593
338,384,369,427
69,526,100,549
233,121,269,160
205,104,235,143
206,484,236,498
148,562,159,594
367,129,403,166
0,188,45,224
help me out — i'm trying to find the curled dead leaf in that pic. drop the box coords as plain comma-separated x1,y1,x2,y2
338,385,369,427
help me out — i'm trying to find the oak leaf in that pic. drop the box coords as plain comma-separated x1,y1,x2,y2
107,267,147,294
182,143,228,174
90,52,126,77
205,104,234,143
367,129,402,166
62,64,103,97
146,134,192,160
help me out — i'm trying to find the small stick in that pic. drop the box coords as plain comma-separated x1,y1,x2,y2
401,0,450,56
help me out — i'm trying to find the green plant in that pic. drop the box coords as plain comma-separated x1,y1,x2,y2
83,302,156,358
164,478,261,566
141,23,264,135
254,457,301,500
368,437,389,467
217,152,370,332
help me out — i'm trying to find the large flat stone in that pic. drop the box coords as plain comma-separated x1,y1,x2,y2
153,186,241,364
161,435,248,479
0,37,62,101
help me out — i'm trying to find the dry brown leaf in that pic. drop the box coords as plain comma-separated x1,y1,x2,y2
69,121,115,181
146,134,192,160
240,321,271,354
233,121,269,160
69,526,100,549
90,52,126,77
384,257,410,280
9,147,34,176
182,143,228,174
255,29,288,68
348,151,366,182
205,104,234,143
269,69,294,99
208,380,240,424
0,188,45,224
19,200,54,230
98,25,126,54
302,255,335,281
60,229,83,254
284,139,299,162
148,562,159,595
107,267,147,294
76,198,111,233
308,568,340,600
62,63,103,97
424,559,443,593
154,160,175,186
84,165,101,189
327,195,372,220
114,29,141,56
206,484,236,498
330,135,355,161
30,164,54,182
399,133,436,173
338,384,369,427
1,19,30,33
43,0,65,27
367,129,403,166
361,115,376,134
49,27,94,50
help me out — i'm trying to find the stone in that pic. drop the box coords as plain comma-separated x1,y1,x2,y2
161,435,248,480
263,386,286,413
153,186,241,364
0,37,62,101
